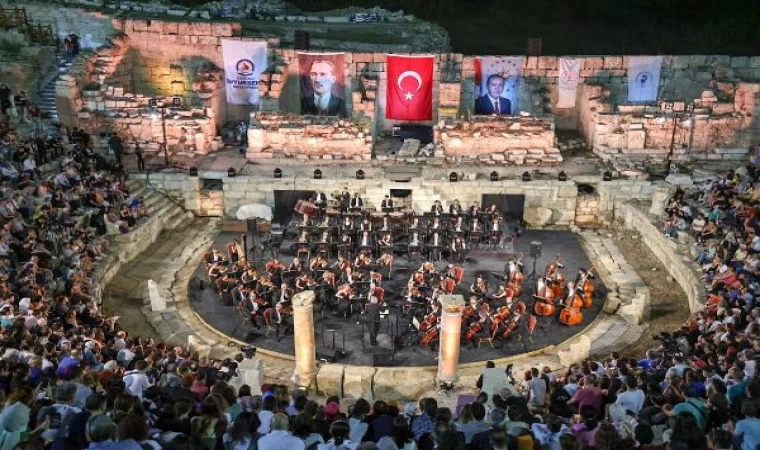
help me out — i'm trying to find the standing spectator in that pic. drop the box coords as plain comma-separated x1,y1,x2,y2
134,141,144,172
108,133,123,168
0,83,11,117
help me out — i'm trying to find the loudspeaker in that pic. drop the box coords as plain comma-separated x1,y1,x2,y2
530,241,542,258
372,349,395,367
294,30,310,50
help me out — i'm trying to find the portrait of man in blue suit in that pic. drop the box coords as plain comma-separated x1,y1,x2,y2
474,74,512,116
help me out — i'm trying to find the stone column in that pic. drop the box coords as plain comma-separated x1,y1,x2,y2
291,291,317,389
437,294,465,384
648,181,676,217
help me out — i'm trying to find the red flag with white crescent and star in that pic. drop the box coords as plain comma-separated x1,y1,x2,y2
386,54,434,121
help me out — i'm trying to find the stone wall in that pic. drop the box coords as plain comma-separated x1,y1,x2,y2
434,116,561,165
246,113,372,162
619,202,706,313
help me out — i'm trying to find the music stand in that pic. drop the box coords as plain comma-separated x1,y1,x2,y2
527,254,538,280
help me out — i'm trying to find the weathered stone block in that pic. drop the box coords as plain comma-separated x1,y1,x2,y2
343,366,375,399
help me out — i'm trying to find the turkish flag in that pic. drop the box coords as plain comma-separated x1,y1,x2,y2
386,55,434,121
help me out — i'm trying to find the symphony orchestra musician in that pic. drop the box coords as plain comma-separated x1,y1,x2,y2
202,194,596,353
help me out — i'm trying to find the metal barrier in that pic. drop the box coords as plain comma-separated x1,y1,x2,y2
0,7,58,46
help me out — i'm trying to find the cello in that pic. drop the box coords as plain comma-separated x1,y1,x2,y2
533,277,556,317
559,282,584,326
420,327,439,346
464,322,482,342
419,311,438,332
507,255,524,298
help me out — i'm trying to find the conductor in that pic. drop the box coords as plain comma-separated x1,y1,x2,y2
363,296,382,345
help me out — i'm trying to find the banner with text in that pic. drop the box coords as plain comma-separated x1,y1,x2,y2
221,40,267,105
474,56,523,116
558,58,582,108
627,55,662,102
299,52,347,117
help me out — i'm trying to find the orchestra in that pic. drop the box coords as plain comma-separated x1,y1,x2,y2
201,193,596,352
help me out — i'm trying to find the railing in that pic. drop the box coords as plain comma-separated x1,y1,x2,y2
0,7,58,46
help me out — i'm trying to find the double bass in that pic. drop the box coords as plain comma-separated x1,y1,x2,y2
507,255,524,298
533,277,556,317
582,266,595,308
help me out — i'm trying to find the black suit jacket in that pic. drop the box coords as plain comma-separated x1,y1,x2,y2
301,95,346,117
351,198,364,208
474,95,512,116
364,303,381,323
381,199,394,208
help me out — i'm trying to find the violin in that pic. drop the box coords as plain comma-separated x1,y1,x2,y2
266,260,285,274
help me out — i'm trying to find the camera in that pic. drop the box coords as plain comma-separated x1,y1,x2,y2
48,410,61,429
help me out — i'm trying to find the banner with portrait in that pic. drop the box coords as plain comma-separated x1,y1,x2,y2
221,40,267,105
298,52,346,117
473,56,523,116
627,56,662,102
558,58,582,108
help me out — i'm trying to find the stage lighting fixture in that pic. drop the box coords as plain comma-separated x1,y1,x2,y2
603,170,613,181
227,167,236,178
189,167,198,176
273,168,282,179
558,171,567,181
490,171,499,182
314,169,322,179
449,172,458,182
356,169,365,180
521,172,531,182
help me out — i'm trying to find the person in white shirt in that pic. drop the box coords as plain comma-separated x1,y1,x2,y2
259,413,305,450
615,376,645,414
122,360,153,400
257,396,276,434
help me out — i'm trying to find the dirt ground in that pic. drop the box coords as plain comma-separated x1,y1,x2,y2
610,229,692,358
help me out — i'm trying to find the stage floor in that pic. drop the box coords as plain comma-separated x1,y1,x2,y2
189,230,605,367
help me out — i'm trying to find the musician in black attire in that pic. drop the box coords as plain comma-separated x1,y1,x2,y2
350,192,364,209
449,199,463,216
431,200,444,215
381,195,394,210
363,296,382,345
340,187,350,212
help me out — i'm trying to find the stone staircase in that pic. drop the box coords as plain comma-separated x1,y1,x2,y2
38,56,73,122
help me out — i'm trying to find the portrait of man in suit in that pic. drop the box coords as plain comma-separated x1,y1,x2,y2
300,59,346,117
474,74,512,116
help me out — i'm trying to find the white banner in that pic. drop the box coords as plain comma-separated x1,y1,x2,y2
221,40,267,105
557,58,581,108
627,56,662,102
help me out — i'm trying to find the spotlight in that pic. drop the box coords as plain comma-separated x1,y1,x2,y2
313,169,322,180
490,171,499,182
227,167,236,178
273,168,282,179
449,172,458,182
603,170,613,181
558,171,567,181
189,166,198,176
356,169,365,180
521,172,531,182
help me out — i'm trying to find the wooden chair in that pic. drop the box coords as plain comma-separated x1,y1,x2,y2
262,308,276,338
232,300,251,336
478,323,498,349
